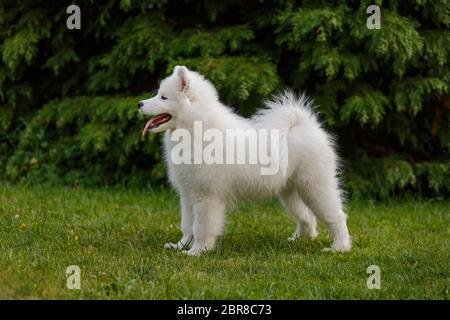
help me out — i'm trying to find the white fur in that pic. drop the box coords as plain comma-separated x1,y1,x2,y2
139,66,352,255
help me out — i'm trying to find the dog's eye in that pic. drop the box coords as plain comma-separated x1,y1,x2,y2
161,96,168,100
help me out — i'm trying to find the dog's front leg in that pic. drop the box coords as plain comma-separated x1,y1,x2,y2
164,193,194,250
185,197,225,256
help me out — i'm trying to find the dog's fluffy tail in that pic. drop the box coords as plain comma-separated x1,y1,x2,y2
250,91,323,179
253,90,320,130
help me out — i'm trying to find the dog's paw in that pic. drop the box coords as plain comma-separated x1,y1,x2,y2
288,230,319,242
309,229,319,239
164,241,190,250
183,248,204,256
164,242,181,250
164,236,193,250
322,242,352,253
183,244,215,256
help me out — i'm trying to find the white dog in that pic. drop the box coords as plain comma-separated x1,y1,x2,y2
138,66,351,255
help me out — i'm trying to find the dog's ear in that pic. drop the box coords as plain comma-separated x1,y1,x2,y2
174,65,189,92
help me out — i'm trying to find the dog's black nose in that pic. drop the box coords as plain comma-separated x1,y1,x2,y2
137,101,144,107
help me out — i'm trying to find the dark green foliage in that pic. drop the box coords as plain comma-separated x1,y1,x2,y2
0,0,449,198
5,95,165,187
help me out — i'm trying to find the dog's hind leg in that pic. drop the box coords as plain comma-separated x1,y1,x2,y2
185,196,226,256
164,192,194,250
297,177,352,252
279,185,318,241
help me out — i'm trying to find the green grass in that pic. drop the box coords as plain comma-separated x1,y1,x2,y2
0,183,448,299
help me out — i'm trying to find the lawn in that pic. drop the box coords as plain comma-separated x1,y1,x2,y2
0,183,448,299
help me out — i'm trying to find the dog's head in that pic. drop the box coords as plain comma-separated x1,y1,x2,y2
139,65,218,135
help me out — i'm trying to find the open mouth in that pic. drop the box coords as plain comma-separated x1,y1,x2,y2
142,113,172,136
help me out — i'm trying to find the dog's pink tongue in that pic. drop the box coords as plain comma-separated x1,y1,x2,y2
142,118,158,137
142,114,171,137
